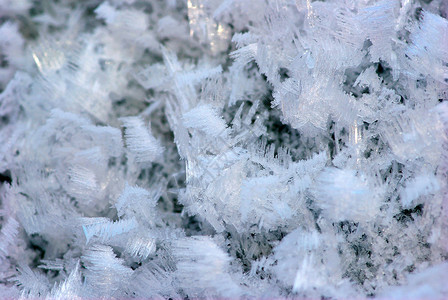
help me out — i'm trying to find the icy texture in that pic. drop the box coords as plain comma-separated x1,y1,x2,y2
0,0,447,299
121,116,164,163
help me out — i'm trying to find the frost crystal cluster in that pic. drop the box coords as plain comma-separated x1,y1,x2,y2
0,0,448,299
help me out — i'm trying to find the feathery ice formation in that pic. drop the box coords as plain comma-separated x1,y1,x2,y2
0,0,447,298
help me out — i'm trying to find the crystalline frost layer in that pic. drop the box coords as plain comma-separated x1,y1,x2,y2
0,0,447,299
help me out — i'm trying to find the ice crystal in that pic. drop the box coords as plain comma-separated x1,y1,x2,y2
0,0,447,299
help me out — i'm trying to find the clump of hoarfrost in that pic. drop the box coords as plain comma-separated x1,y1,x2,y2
0,0,447,299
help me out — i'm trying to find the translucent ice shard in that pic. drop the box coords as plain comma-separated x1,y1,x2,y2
187,0,231,55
